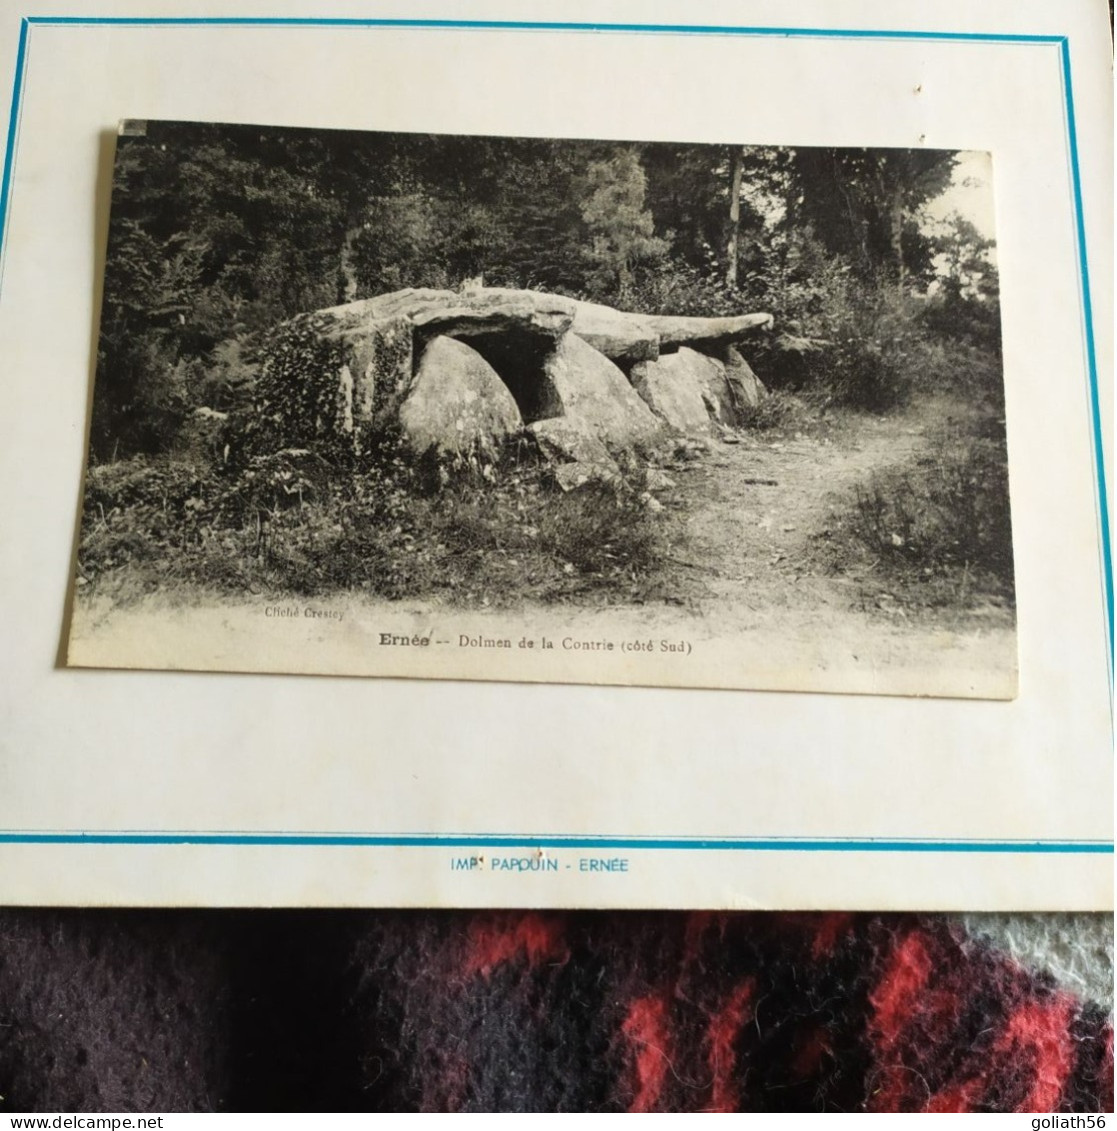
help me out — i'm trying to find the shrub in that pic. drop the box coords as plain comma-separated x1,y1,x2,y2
731,228,934,411
536,481,662,576
748,282,918,411
621,257,743,317
83,457,221,531
195,336,260,412
845,428,1015,599
834,299,916,410
734,389,816,432
902,312,1005,408
920,287,1003,358
78,440,672,607
80,457,222,578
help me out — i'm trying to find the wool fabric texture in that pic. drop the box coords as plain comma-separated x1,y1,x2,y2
0,910,1110,1113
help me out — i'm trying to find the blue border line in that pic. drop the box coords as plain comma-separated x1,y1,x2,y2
0,16,1110,857
0,832,1110,853
1060,37,1114,670
0,17,27,270
20,17,1064,43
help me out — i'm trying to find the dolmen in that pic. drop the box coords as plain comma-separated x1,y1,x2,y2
261,285,773,487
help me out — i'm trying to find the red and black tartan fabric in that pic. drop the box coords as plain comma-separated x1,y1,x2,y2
0,909,1111,1112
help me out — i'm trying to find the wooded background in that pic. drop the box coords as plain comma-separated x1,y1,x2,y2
92,123,1000,459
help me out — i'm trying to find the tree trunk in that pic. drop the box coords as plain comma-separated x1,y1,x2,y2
726,147,744,289
617,257,634,301
890,182,906,296
338,224,362,304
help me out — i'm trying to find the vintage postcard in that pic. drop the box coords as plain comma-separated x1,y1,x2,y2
65,122,1018,699
0,1,1109,909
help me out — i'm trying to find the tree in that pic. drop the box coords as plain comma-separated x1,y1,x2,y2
640,143,730,270
788,148,955,289
932,213,998,301
925,212,1001,353
725,146,745,288
578,149,667,299
92,123,349,455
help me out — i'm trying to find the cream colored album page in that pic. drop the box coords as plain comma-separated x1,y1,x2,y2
0,0,1110,907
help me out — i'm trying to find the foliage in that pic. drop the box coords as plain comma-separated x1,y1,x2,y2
895,320,1005,407
578,149,669,301
921,213,1003,366
193,337,259,413
622,257,743,318
251,313,351,457
81,458,221,580
92,125,992,454
736,227,919,410
536,481,662,575
351,193,446,294
831,418,1014,604
819,294,920,412
931,214,1000,303
79,444,670,605
788,149,956,286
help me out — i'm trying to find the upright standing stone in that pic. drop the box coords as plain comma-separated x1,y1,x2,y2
399,336,523,458
724,345,768,410
632,349,717,435
688,350,739,426
540,333,664,450
317,314,414,426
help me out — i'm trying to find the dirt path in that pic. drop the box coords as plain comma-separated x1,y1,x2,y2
659,405,933,620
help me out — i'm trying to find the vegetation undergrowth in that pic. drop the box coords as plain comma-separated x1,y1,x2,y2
78,442,674,609
816,400,1014,613
734,389,822,434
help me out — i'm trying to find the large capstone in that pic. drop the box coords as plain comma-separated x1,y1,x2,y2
567,301,773,363
322,287,575,348
399,336,523,458
567,298,660,364
646,311,774,351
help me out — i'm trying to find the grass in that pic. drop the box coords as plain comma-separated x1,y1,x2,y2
817,412,1015,612
734,389,818,433
78,451,674,609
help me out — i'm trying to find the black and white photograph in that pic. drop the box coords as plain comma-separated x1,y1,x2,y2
66,120,1018,697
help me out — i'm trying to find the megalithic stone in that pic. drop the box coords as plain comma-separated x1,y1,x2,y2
724,344,769,410
322,287,576,346
632,349,717,435
320,315,413,427
540,333,665,449
399,335,523,459
644,311,774,350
